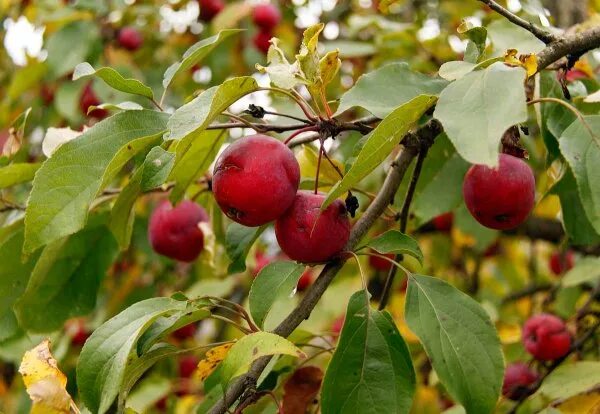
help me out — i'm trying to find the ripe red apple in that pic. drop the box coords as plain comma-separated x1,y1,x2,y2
212,134,300,227
40,85,55,105
549,250,575,275
253,251,271,277
178,355,199,378
198,0,225,22
369,251,394,272
331,314,345,336
118,27,143,51
432,212,453,232
66,319,90,346
173,323,198,340
80,83,108,119
522,313,572,361
502,363,538,401
463,153,535,230
275,191,351,263
296,269,314,291
565,69,588,82
253,30,272,55
252,4,281,30
148,200,209,262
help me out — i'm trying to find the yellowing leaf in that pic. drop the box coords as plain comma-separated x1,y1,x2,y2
497,323,521,344
503,49,537,77
451,227,476,249
573,59,594,78
534,195,561,219
319,50,341,88
297,145,344,188
556,391,600,414
19,340,76,414
388,294,419,343
196,343,233,381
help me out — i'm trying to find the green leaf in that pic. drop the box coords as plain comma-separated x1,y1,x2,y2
225,223,267,274
24,110,169,254
0,223,39,340
88,101,144,113
220,332,303,391
109,167,144,250
562,257,600,287
296,24,324,100
46,21,101,79
256,38,306,90
166,77,258,142
321,291,415,414
323,95,437,208
551,169,600,245
460,26,487,63
169,129,227,202
0,163,40,189
362,230,423,265
537,361,600,400
141,147,175,192
76,297,191,414
487,19,545,56
14,216,118,332
405,275,503,414
434,63,527,167
411,136,470,224
438,57,503,81
163,29,243,89
539,71,575,161
321,40,376,58
559,116,600,234
249,261,306,329
7,62,47,101
73,63,154,100
337,62,447,118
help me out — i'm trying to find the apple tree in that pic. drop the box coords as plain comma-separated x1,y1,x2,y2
0,0,599,413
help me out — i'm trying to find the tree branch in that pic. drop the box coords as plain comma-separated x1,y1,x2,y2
537,25,600,70
477,0,559,44
208,119,443,414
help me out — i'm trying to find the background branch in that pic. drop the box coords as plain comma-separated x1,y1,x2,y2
478,0,559,43
537,25,600,70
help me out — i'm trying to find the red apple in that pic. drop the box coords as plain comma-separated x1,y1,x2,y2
522,313,572,361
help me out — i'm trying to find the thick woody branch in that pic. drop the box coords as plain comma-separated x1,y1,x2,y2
208,119,443,414
478,0,559,44
537,25,600,70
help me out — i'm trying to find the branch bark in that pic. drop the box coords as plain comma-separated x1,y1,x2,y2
208,119,443,414
537,25,600,70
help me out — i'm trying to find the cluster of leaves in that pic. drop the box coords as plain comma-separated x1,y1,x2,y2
0,1,600,414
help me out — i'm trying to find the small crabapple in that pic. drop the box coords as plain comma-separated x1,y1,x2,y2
502,362,538,400
118,27,143,51
178,355,199,378
172,323,198,340
368,251,394,272
432,212,453,232
80,83,108,119
522,313,572,361
463,153,535,230
198,0,225,21
212,134,300,227
148,200,209,262
549,250,575,275
296,269,314,291
275,191,351,263
253,30,272,54
252,4,281,30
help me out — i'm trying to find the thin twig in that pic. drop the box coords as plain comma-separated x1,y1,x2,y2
477,0,558,44
283,126,319,145
379,145,428,310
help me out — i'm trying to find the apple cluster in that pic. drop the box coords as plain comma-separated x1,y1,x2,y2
502,313,572,400
147,134,351,274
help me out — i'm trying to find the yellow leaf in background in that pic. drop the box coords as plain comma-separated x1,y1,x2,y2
515,297,532,318
573,59,594,78
457,20,474,33
451,227,475,249
556,391,600,414
297,145,344,189
388,294,419,343
497,323,522,344
534,195,561,219
378,0,405,14
413,386,441,414
19,340,76,414
175,395,201,414
196,343,234,381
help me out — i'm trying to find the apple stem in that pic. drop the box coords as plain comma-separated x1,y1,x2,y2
314,140,324,194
